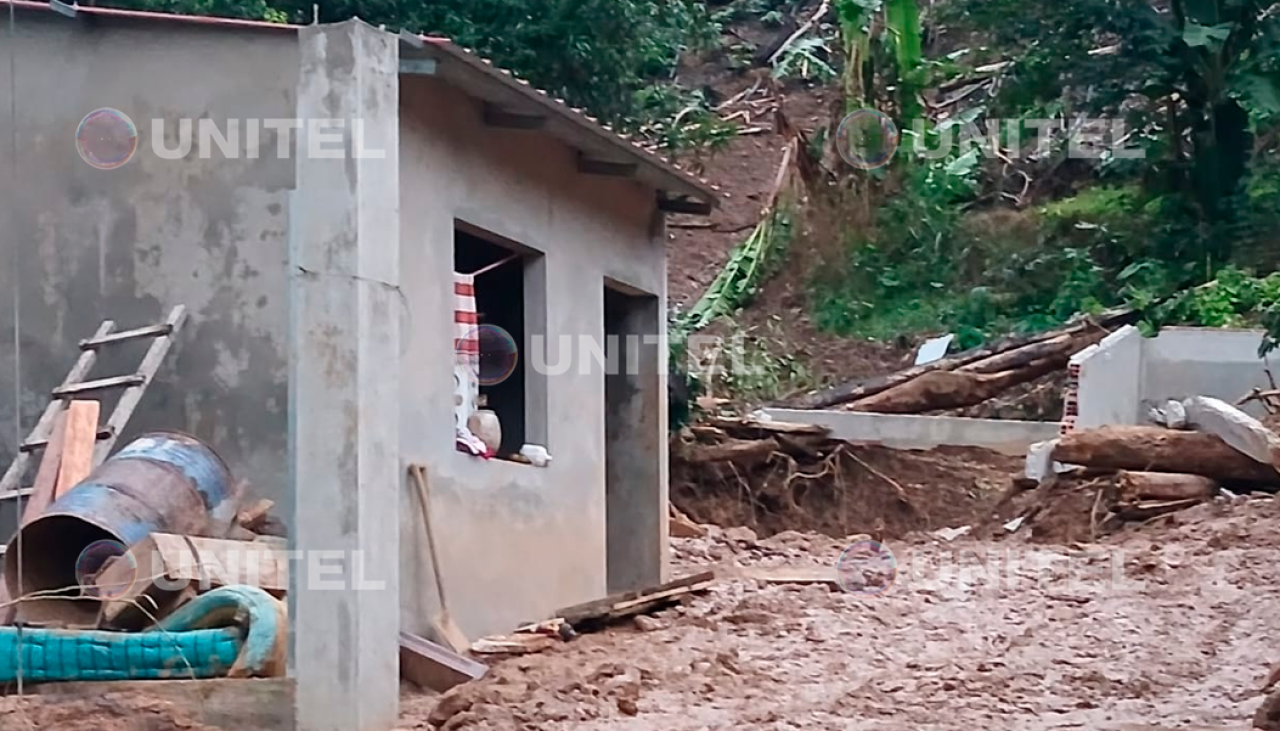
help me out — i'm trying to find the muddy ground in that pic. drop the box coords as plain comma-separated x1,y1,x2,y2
402,496,1280,730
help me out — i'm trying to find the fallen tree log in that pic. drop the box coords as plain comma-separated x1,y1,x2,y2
958,331,1102,374
1053,426,1280,485
849,356,1063,413
783,309,1133,410
682,437,777,464
1115,471,1218,501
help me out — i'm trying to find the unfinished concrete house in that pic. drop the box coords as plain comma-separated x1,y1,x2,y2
0,3,716,727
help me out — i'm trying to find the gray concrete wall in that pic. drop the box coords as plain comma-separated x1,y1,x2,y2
1074,326,1273,425
762,409,1061,455
1141,328,1273,418
1072,325,1143,428
397,76,668,640
0,11,298,523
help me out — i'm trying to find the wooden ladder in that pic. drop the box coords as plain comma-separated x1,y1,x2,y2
0,305,188,496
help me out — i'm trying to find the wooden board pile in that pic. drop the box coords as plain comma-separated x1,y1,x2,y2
1004,395,1280,541
784,310,1133,413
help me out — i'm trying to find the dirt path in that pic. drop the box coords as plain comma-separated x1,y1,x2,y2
404,497,1280,730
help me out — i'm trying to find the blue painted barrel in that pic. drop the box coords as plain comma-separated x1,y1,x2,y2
4,432,233,625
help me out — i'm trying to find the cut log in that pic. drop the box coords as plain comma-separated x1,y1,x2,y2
1115,471,1217,501
683,437,778,464
849,357,1062,413
1053,426,1280,485
784,309,1132,410
958,330,1105,374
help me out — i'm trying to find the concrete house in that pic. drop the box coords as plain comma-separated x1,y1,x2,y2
0,3,716,727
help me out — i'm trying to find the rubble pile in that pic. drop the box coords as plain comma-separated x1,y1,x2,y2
998,394,1280,542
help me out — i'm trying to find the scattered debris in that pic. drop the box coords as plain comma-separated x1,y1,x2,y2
786,309,1133,411
914,334,955,365
930,525,973,542
557,571,717,632
399,631,487,692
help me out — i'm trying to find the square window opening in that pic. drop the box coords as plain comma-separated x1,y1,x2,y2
453,223,546,462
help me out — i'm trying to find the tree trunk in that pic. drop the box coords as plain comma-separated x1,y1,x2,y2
849,356,1063,413
782,309,1132,410
1114,471,1217,501
1054,426,1280,485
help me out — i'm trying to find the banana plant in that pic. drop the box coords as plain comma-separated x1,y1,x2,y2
1166,0,1278,233
884,0,923,121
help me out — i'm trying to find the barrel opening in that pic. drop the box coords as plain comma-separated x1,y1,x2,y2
6,516,117,600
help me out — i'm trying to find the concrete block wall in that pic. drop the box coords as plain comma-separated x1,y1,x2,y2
1073,326,1274,426
1069,326,1143,430
0,10,299,524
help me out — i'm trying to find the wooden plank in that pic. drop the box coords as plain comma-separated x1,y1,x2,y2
79,322,174,349
52,374,145,398
31,678,295,731
150,533,289,591
99,533,288,630
236,499,276,531
0,320,114,495
54,400,101,499
399,631,487,692
557,571,716,627
21,410,68,524
483,103,546,130
95,305,187,465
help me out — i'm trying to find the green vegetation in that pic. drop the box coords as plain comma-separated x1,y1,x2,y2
99,0,1280,361
810,0,1280,351
104,0,720,132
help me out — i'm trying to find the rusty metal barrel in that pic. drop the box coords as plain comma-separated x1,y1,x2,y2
4,432,232,623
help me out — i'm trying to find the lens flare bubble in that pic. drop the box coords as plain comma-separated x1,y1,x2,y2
76,539,136,599
76,108,138,170
457,324,519,387
835,109,899,170
836,539,898,596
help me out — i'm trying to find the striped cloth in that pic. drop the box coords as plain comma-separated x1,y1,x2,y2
454,273,480,439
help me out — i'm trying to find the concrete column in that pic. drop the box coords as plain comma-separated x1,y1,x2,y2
290,19,400,731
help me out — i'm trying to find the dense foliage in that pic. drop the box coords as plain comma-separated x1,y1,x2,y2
812,0,1280,350
101,0,719,126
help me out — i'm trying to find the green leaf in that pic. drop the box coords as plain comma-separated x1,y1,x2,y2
944,148,981,177
1234,72,1280,115
1182,22,1234,48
